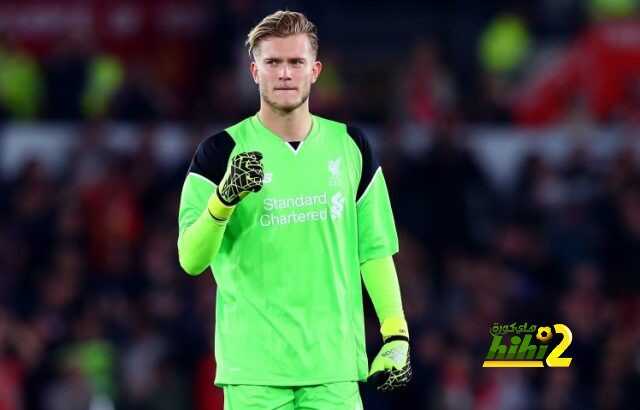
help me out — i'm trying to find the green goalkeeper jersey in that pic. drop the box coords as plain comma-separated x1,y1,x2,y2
178,114,399,386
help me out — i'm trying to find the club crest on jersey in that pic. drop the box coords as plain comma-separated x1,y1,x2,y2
328,158,341,186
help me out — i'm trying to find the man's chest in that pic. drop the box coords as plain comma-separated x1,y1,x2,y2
231,140,360,228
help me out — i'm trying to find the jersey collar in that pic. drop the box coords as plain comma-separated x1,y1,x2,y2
251,114,319,155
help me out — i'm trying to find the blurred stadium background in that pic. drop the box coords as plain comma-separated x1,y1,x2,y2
1,0,640,409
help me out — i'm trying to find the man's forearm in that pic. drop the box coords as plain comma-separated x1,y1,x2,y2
178,194,234,275
361,256,408,338
363,255,412,391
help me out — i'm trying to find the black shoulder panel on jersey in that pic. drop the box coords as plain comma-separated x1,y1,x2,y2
347,125,380,202
188,130,236,185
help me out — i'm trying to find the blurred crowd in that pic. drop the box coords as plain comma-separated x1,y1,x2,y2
0,118,639,409
1,0,640,126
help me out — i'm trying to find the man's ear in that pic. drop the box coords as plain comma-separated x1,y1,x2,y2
250,61,259,84
311,60,323,84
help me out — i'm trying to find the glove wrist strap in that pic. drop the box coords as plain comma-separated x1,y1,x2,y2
381,317,409,341
216,187,238,206
383,335,410,343
209,191,236,221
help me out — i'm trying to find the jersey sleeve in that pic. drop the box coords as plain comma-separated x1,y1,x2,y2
347,126,399,264
178,131,235,235
177,132,235,275
188,131,235,185
361,256,405,324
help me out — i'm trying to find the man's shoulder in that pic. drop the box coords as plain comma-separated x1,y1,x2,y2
197,116,255,148
196,130,235,156
224,116,255,137
313,115,370,143
313,115,349,135
189,124,244,184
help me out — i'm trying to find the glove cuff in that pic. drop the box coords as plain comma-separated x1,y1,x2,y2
216,186,239,206
381,317,409,342
208,191,236,222
384,335,410,343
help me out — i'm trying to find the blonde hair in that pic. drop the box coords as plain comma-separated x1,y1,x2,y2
246,10,318,59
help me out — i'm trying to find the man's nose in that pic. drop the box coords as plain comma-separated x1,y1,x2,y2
278,64,292,80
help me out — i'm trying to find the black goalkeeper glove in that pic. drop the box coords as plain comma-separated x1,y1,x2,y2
216,151,264,206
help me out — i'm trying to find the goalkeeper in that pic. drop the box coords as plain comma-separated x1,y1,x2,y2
178,10,411,410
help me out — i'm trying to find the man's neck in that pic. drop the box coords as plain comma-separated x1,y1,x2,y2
257,103,313,142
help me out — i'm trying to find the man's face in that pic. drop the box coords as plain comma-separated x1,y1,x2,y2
250,34,322,114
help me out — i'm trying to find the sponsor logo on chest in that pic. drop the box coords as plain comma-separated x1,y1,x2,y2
257,157,347,227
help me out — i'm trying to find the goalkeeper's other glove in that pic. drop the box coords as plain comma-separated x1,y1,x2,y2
216,151,264,206
368,317,412,392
